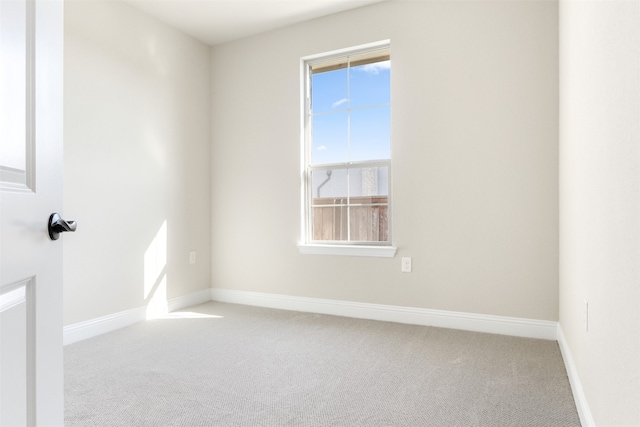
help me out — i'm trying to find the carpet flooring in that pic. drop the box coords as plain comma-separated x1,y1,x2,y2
65,301,580,426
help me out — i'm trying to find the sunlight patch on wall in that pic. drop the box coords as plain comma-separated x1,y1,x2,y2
144,220,168,319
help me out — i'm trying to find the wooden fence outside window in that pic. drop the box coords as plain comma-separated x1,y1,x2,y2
312,196,388,242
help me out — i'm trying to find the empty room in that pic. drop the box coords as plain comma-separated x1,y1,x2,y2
1,0,638,425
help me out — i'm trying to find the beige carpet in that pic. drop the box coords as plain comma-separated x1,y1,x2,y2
65,301,580,426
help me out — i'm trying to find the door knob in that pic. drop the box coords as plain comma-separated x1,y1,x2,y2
48,213,77,240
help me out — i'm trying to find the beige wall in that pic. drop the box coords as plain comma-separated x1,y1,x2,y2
559,0,640,425
63,0,211,325
211,1,559,321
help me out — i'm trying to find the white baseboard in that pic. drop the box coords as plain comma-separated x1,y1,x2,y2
63,289,212,345
167,289,212,313
63,306,146,346
210,288,558,340
557,324,595,427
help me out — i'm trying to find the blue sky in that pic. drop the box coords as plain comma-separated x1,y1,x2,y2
311,60,390,165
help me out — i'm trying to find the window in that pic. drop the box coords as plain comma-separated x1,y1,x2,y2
300,41,394,256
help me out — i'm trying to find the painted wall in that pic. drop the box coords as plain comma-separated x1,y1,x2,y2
559,0,640,425
210,1,559,321
63,0,211,325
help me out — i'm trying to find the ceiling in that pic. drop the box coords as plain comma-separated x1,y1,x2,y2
125,0,386,46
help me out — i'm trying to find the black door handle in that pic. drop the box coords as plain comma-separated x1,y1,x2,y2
48,213,77,240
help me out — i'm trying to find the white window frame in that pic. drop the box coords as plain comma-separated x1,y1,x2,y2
298,40,396,258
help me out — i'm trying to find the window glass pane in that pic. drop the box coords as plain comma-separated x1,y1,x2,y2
350,59,390,109
312,201,348,241
311,112,348,164
311,67,347,114
311,168,348,199
349,106,390,162
311,168,348,242
348,166,389,198
349,161,389,242
349,204,388,242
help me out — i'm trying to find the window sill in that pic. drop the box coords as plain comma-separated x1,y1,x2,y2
298,243,397,258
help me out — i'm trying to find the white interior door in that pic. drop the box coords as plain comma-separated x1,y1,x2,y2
0,0,65,425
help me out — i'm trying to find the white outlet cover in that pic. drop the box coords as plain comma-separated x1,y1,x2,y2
401,257,412,272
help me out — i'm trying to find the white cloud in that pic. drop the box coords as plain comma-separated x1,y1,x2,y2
359,60,390,75
332,98,348,108
316,145,328,151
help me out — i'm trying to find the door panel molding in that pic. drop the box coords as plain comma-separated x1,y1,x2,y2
0,276,32,313
0,0,35,193
0,276,36,426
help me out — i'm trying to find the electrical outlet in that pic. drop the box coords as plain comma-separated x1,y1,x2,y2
401,257,412,273
189,251,196,265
